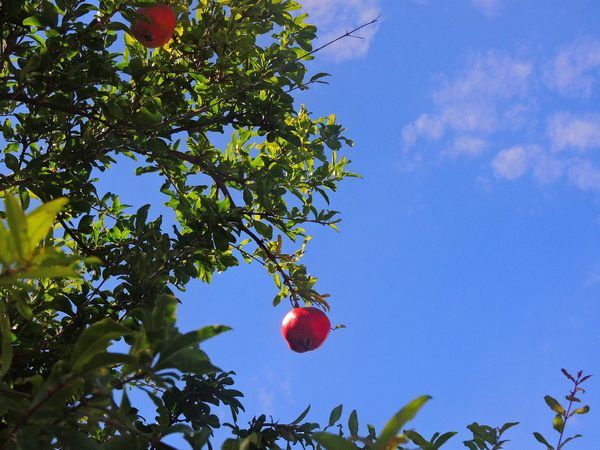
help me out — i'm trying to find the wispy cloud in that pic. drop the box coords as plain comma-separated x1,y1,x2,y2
547,113,600,152
445,135,488,158
492,146,532,180
568,159,600,191
402,52,533,150
302,0,381,62
544,39,600,98
401,39,600,192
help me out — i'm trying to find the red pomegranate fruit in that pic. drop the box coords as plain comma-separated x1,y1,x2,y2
130,4,176,48
281,307,331,353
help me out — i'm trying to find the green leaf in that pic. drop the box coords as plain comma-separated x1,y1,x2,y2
253,220,273,240
77,214,94,233
533,432,553,449
291,405,310,425
21,265,78,279
434,431,458,448
348,409,358,435
309,72,331,83
4,153,19,172
552,414,564,433
499,422,519,434
26,197,68,248
155,346,216,374
5,194,30,260
405,430,429,448
239,432,260,450
14,298,33,320
78,353,139,373
373,396,432,450
560,434,582,449
545,396,565,415
328,404,343,427
194,324,232,342
104,102,124,120
135,204,150,233
22,16,45,27
571,405,589,415
137,107,162,126
467,423,496,445
0,304,13,379
152,294,178,329
70,319,131,370
312,432,359,450
221,439,240,450
0,220,14,265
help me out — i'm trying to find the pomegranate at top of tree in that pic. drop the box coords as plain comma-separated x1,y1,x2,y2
130,4,176,48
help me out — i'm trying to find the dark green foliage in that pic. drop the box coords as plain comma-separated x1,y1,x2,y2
462,422,519,450
1,0,353,446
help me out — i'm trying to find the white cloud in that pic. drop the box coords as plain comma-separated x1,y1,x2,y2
445,135,488,157
568,160,600,191
544,39,600,98
491,146,570,186
302,0,381,62
401,39,600,194
492,146,531,180
402,52,533,149
547,113,600,152
471,0,502,17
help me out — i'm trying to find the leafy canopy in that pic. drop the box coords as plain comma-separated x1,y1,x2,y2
1,0,355,447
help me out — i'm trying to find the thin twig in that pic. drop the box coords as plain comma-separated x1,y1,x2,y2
294,16,380,63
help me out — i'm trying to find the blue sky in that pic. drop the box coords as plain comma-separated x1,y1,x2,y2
99,0,600,447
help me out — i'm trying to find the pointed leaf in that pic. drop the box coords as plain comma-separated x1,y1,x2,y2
71,319,131,370
560,434,582,449
5,195,30,260
0,304,12,379
373,396,431,450
499,422,519,434
291,405,310,425
571,405,589,415
561,369,575,383
27,197,68,249
545,396,565,415
405,430,429,447
533,432,553,449
434,431,458,447
0,220,14,265
348,409,358,435
328,404,343,427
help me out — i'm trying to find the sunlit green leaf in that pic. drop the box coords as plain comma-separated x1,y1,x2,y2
71,319,131,370
545,396,565,415
373,396,431,450
5,194,30,260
